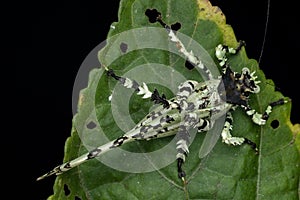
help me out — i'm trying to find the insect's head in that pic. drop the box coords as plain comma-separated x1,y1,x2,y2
219,67,261,106
236,67,261,94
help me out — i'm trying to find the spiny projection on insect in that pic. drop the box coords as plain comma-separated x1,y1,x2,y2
37,8,287,183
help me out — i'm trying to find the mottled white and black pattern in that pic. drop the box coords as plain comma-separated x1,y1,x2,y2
37,9,287,182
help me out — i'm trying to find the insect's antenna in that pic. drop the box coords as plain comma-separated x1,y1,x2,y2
258,0,271,64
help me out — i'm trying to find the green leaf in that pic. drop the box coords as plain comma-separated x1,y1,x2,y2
49,0,300,199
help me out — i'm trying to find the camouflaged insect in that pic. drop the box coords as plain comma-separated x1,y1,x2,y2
37,9,287,183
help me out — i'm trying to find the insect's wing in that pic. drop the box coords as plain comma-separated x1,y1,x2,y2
198,116,225,158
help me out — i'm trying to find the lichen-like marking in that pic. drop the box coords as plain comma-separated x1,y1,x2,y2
221,112,245,146
111,136,129,148
87,148,102,159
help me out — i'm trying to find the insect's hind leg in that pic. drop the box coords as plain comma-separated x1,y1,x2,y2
106,69,151,98
176,112,199,182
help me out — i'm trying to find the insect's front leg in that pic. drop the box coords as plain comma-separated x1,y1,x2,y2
215,40,246,71
242,98,288,125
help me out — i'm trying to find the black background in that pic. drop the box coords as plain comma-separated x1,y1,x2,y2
8,0,298,199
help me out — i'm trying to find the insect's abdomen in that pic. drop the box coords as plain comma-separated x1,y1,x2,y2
128,107,181,140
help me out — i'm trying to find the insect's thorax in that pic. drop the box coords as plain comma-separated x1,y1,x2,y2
184,79,231,116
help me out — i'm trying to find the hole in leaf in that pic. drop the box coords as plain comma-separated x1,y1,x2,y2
86,121,96,129
145,9,181,31
64,184,71,196
271,119,279,129
171,22,181,31
74,196,82,200
120,42,128,53
185,60,195,70
145,9,161,23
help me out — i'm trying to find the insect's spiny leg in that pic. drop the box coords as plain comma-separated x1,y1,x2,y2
151,89,170,108
243,98,288,125
145,9,214,80
176,112,199,181
107,69,151,98
106,69,180,109
177,157,186,181
220,111,259,152
175,80,200,178
215,40,246,71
